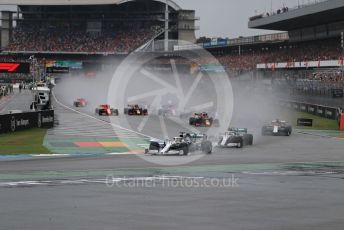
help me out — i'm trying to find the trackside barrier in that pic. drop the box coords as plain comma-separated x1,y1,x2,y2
0,110,54,134
280,100,340,121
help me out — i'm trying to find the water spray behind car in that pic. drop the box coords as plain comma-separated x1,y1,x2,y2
106,40,234,166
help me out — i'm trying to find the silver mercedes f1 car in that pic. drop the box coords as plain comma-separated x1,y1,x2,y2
145,132,212,155
217,128,253,148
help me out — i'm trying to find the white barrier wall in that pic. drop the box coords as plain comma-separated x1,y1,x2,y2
257,60,344,69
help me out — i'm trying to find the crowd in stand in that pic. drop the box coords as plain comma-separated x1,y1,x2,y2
7,24,161,53
209,38,343,76
303,72,344,83
2,33,344,82
139,39,344,78
249,6,289,21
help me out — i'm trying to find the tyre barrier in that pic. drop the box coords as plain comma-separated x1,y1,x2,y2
0,110,54,134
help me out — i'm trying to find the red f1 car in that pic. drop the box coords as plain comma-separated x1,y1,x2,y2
189,112,219,127
74,98,87,107
95,105,119,116
124,105,148,116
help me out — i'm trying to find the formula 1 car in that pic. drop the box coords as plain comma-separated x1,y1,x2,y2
189,112,219,127
158,104,176,116
95,104,119,116
145,132,212,155
217,128,253,148
73,98,87,107
262,119,292,136
124,104,148,116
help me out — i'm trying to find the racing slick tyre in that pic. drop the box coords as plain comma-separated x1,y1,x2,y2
217,137,223,146
244,134,253,145
248,134,253,145
180,144,189,156
112,109,119,116
285,129,292,136
148,142,160,155
74,102,79,107
143,109,148,116
124,108,129,115
236,138,244,148
95,109,99,115
189,117,195,125
178,149,185,156
201,141,212,154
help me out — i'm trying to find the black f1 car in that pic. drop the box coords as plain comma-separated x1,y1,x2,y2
217,128,253,148
189,112,219,127
262,119,292,136
145,132,212,155
124,105,148,116
95,104,119,116
74,98,87,107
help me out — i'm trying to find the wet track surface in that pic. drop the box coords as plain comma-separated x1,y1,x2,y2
1,80,344,229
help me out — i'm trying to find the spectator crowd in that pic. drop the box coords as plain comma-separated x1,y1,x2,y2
303,71,344,83
210,38,343,76
7,23,162,53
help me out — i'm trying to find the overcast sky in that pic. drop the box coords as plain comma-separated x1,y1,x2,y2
0,0,319,38
174,0,306,38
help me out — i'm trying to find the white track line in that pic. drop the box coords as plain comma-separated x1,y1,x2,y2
31,154,70,157
106,152,142,156
52,92,154,139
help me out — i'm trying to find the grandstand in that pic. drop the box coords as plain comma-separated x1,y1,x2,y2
166,0,342,107
186,1,343,77
248,0,344,41
0,0,198,80
1,0,344,89
0,0,198,53
247,0,344,74
246,0,344,106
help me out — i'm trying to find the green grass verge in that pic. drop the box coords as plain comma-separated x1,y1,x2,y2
0,128,51,154
286,111,339,130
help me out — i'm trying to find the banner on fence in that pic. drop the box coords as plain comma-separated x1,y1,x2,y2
0,110,54,134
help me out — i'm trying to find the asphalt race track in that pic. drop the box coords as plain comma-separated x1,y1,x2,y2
0,79,344,230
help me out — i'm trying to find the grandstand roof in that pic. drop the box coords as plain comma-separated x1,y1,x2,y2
248,0,344,31
0,0,181,10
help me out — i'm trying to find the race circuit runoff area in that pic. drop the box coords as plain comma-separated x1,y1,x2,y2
1,87,344,230
43,93,151,155
1,81,344,158
0,88,150,156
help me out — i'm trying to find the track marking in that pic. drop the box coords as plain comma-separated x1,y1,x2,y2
106,152,142,156
0,176,205,188
52,92,154,139
31,154,70,157
295,129,344,139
